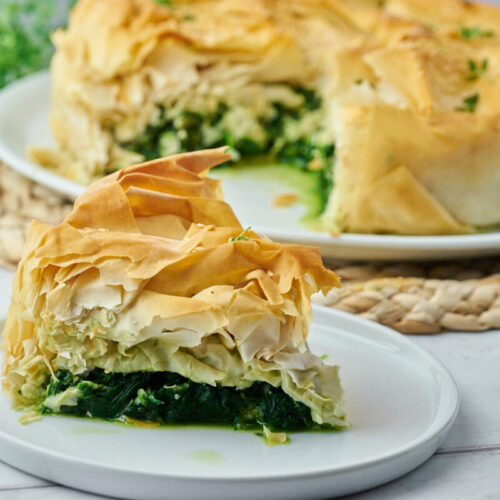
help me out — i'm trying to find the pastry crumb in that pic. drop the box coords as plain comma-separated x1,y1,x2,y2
273,193,298,207
19,410,42,425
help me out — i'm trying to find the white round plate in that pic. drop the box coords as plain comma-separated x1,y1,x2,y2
1,71,498,260
0,307,458,500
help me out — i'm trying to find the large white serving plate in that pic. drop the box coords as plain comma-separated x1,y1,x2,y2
0,307,458,500
1,71,498,260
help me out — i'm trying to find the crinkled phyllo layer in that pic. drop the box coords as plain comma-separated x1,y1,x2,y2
3,150,345,429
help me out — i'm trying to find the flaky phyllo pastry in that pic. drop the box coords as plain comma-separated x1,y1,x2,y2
2,149,347,435
30,0,500,235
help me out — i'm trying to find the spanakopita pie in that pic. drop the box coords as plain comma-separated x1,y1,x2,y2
2,148,347,439
29,0,500,235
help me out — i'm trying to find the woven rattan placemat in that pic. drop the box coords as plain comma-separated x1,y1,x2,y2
2,163,499,333
317,260,500,333
0,163,72,269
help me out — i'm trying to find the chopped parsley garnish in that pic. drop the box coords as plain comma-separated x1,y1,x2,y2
353,78,375,89
183,14,196,21
459,25,494,39
466,59,488,81
41,369,329,432
155,0,173,6
455,93,480,113
231,227,251,241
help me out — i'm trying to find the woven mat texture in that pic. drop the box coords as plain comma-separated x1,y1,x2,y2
1,163,499,333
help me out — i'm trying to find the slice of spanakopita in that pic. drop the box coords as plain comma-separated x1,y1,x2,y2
2,148,347,436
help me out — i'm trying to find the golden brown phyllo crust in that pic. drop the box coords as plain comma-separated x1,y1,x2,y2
3,149,346,428
29,0,500,235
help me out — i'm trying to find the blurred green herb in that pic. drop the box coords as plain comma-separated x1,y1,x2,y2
0,0,75,89
466,59,488,81
455,93,480,113
459,25,494,39
231,227,251,241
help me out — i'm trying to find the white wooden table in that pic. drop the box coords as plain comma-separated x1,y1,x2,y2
0,268,499,500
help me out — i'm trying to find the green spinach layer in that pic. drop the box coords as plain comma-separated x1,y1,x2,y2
119,86,334,215
41,369,329,432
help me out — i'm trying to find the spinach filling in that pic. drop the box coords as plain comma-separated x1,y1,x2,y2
41,369,329,432
119,86,334,215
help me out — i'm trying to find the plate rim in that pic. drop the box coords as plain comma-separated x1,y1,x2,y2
0,71,85,201
0,307,459,483
254,225,500,251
